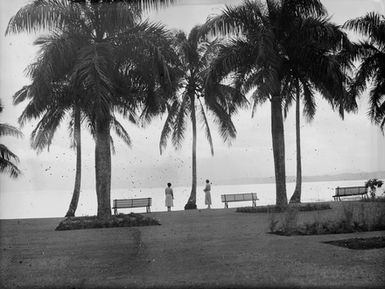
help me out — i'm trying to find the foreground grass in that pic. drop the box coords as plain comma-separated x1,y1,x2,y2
2,208,385,288
55,213,160,231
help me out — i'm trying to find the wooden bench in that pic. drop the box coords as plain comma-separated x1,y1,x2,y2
221,193,258,208
333,186,368,201
112,198,152,214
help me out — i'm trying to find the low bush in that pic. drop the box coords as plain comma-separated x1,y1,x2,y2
361,196,385,202
55,213,160,231
237,202,331,213
269,203,385,236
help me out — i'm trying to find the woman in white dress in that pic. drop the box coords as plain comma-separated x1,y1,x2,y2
203,179,212,209
165,183,174,212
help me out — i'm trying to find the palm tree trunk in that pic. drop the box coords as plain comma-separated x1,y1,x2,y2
95,118,112,219
185,95,197,210
65,107,82,217
271,95,288,208
290,88,302,203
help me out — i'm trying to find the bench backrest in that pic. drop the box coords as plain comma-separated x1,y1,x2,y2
113,198,152,208
335,186,367,196
221,193,257,202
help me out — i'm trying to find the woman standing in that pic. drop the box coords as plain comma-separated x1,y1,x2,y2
203,179,212,209
165,183,174,212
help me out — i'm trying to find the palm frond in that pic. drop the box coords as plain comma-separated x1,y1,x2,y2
203,0,264,38
0,144,20,163
349,53,380,98
30,107,67,152
30,31,88,83
111,117,132,148
0,124,23,138
71,0,175,12
300,79,316,121
171,93,189,149
13,86,30,105
6,0,74,35
282,0,326,18
343,12,383,39
204,98,236,144
197,99,214,155
368,75,385,131
281,77,296,119
159,101,179,154
0,156,21,178
73,42,114,120
109,135,116,155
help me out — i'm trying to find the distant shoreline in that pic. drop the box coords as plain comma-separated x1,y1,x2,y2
1,171,383,192
199,171,385,188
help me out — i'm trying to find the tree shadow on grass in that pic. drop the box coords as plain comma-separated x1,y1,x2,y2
324,236,385,250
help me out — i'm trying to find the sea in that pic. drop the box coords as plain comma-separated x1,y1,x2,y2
1,179,384,219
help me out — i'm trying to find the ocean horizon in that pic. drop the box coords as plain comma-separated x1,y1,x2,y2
1,179,383,220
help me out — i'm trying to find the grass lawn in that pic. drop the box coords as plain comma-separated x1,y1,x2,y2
1,202,385,289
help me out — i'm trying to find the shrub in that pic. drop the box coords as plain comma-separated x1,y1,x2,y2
55,213,160,231
365,178,384,199
361,196,385,202
237,203,331,213
269,203,385,236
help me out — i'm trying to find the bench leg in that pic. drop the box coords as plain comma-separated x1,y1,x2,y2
114,208,118,215
146,206,150,213
224,202,228,208
252,200,256,207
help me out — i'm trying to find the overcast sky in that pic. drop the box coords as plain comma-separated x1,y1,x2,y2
0,0,384,193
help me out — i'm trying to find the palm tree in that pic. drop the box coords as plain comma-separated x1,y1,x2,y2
204,0,352,207
0,100,23,178
282,21,355,203
7,0,178,219
159,26,247,209
13,30,135,218
14,85,85,218
13,32,86,217
344,12,385,131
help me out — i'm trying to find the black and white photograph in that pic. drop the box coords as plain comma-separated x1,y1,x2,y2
0,0,384,288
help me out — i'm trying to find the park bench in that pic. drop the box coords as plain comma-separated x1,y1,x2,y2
221,193,258,208
333,186,368,201
112,198,152,214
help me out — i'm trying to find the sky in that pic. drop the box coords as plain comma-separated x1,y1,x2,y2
0,0,384,194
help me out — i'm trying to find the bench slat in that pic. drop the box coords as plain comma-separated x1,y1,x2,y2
333,186,368,201
334,186,367,197
221,193,258,208
221,193,258,202
112,198,152,213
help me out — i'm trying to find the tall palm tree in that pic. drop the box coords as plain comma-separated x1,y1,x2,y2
7,0,178,219
13,31,134,218
344,12,385,131
160,26,247,209
0,100,23,178
281,21,355,203
204,0,352,207
13,31,86,217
